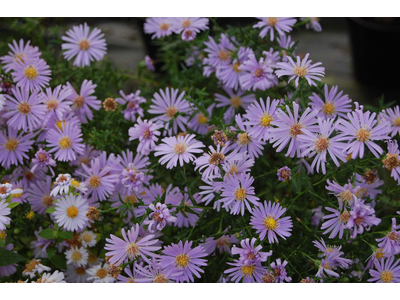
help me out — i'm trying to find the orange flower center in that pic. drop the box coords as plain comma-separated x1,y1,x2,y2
5,139,18,151
79,40,90,50
18,103,31,114
66,206,79,218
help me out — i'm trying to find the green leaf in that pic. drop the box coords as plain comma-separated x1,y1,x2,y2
0,247,26,267
0,239,5,248
45,206,56,214
7,202,19,209
39,228,56,240
46,246,57,259
58,230,73,240
49,254,67,270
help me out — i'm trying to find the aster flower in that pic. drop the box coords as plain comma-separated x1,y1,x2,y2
277,166,292,182
202,233,238,256
143,202,177,233
115,262,145,283
0,126,35,169
159,240,208,283
3,87,46,132
27,176,57,214
369,256,400,283
65,246,89,267
135,258,181,283
8,180,27,204
225,260,265,283
277,34,296,62
86,263,115,283
115,90,146,123
244,97,280,141
65,264,89,283
215,87,255,124
12,58,51,91
70,143,101,169
46,122,84,162
172,17,209,41
36,271,66,283
128,117,161,155
0,200,11,231
311,206,324,226
354,172,383,200
22,259,51,279
267,259,292,283
336,109,391,159
316,249,346,279
105,223,161,265
326,179,358,209
31,148,57,176
365,248,388,270
145,55,155,72
219,172,260,216
53,194,89,232
269,102,319,158
232,238,272,265
80,230,97,248
216,47,254,90
376,218,400,256
0,183,23,201
0,39,41,72
144,17,175,39
382,105,400,137
298,118,348,174
61,23,107,67
239,53,277,91
321,207,350,239
154,134,204,169
222,152,255,179
309,84,352,120
188,104,215,135
203,34,237,69
65,80,101,123
253,17,297,41
383,140,400,184
302,17,322,32
50,173,72,197
40,85,73,120
250,200,293,243
275,53,325,87
0,89,5,112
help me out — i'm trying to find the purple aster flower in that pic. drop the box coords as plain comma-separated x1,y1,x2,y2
27,176,57,214
275,53,325,87
135,258,181,283
216,47,254,90
143,202,177,233
277,34,296,62
203,34,237,69
12,58,51,91
148,88,191,135
321,207,350,239
65,80,101,123
231,238,272,265
53,194,89,232
354,172,383,200
277,166,292,181
31,148,57,176
369,256,400,283
188,104,215,135
302,17,322,32
0,39,41,72
0,126,35,169
166,189,202,228
120,164,148,193
198,177,224,209
383,140,400,184
309,84,352,120
269,102,319,158
145,55,155,72
219,172,260,216
326,179,358,209
105,223,161,266
296,158,314,175
239,53,277,91
222,152,255,178
244,97,280,142
267,259,292,283
128,117,161,156
336,109,391,159
365,248,388,271
0,200,11,231
298,118,348,174
46,122,84,162
61,23,107,67
376,218,400,256
154,134,204,169
159,240,208,283
3,87,46,132
40,85,73,120
70,143,101,169
250,200,293,243
202,232,238,256
144,17,175,39
115,89,145,123
116,262,145,283
382,105,400,137
172,17,209,41
311,205,324,226
313,238,352,270
253,17,297,41
316,248,351,279
215,86,255,124
225,260,265,283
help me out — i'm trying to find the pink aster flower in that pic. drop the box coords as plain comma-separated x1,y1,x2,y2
231,238,272,265
154,134,204,169
159,240,208,283
250,200,293,243
115,90,145,123
244,97,280,141
336,109,391,159
224,260,265,283
105,223,161,265
219,172,260,216
145,55,155,72
321,207,350,239
383,140,400,185
253,17,297,41
46,122,84,162
203,34,237,69
309,84,352,119
65,80,101,123
239,53,278,91
3,87,46,132
0,39,41,72
172,17,209,41
275,53,325,87
61,23,107,67
40,85,73,120
0,126,35,169
12,58,51,91
369,256,400,283
148,88,191,136
128,117,161,156
376,218,400,256
269,102,319,158
144,17,175,39
143,202,177,233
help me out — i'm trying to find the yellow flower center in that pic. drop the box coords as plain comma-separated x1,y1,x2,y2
339,211,350,224
260,114,273,127
15,53,24,63
375,249,384,260
59,137,72,149
231,62,241,73
127,243,140,258
315,136,329,152
356,128,371,142
89,175,101,188
55,120,65,131
70,179,80,188
18,102,31,114
24,66,39,80
234,187,247,201
264,216,278,230
355,187,368,198
13,191,23,198
25,210,34,220
294,66,308,78
268,17,278,26
166,106,178,119
322,102,335,116
339,190,353,204
78,40,90,51
230,96,242,108
197,113,208,124
393,117,400,126
174,143,186,154
241,265,256,276
5,139,18,151
289,123,304,137
175,253,190,269
153,274,168,283
238,132,251,146
0,231,6,240
66,206,79,218
47,99,58,110
380,270,393,283
96,268,108,279
82,233,93,243
71,250,82,262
